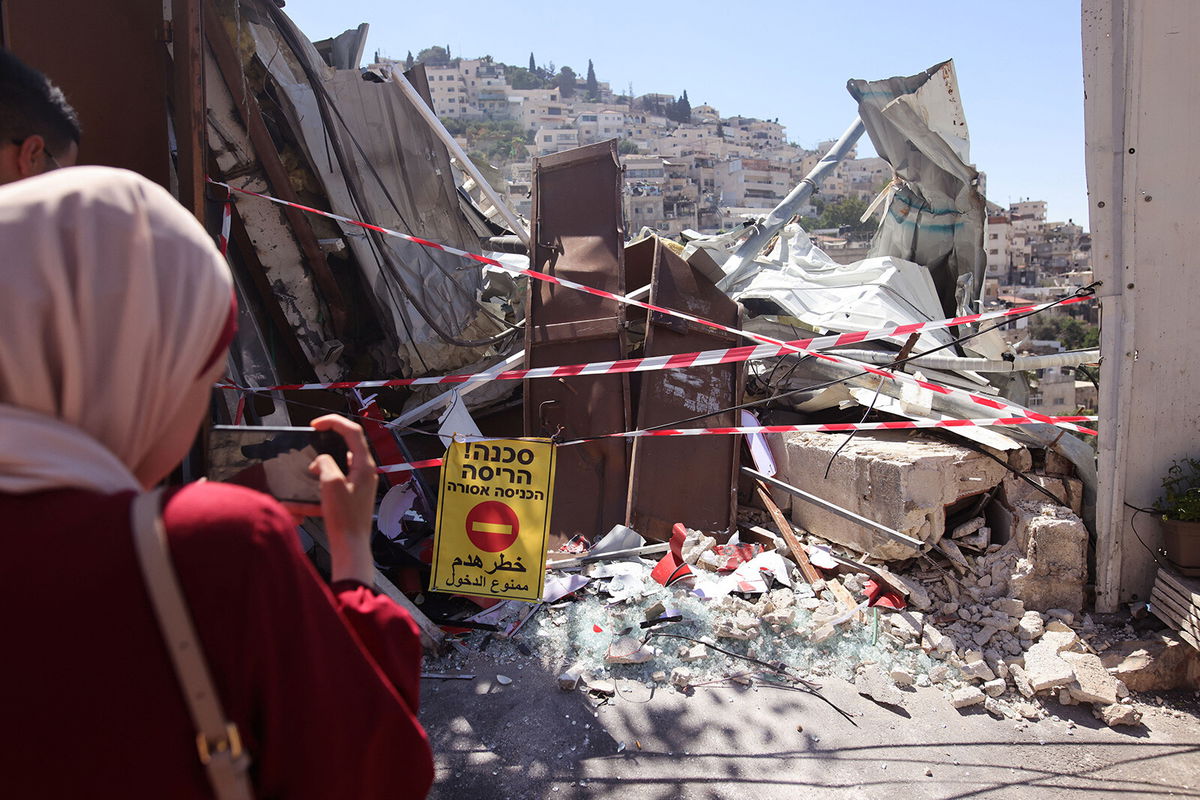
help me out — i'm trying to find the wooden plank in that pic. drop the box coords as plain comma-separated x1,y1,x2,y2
1151,585,1200,629
1150,588,1200,641
753,479,861,620
1154,578,1200,616
1157,567,1200,605
754,480,822,586
170,0,205,216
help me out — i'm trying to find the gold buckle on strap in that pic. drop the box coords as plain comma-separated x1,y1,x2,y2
196,723,244,765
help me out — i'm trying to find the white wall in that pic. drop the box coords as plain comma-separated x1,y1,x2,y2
1084,0,1200,609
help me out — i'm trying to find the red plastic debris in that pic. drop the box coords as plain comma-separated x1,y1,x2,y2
651,523,695,587
864,578,907,610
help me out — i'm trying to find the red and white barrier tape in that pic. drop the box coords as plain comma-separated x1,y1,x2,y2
210,179,1094,434
376,415,1098,473
376,457,446,474
207,178,1089,366
222,306,1095,394
595,415,1098,440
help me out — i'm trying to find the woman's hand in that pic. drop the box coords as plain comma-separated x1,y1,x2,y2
308,415,379,584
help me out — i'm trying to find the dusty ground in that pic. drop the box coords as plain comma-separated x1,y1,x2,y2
420,651,1200,800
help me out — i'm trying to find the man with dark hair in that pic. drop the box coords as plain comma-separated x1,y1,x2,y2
0,50,80,184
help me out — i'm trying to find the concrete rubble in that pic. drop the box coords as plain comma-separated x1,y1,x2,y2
426,454,1198,731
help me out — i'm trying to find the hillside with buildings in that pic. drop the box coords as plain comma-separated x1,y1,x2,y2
374,48,897,246
379,49,1093,316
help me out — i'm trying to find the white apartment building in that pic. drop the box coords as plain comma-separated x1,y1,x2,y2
574,108,626,144
716,157,791,208
1009,199,1047,229
532,127,579,157
986,214,1012,279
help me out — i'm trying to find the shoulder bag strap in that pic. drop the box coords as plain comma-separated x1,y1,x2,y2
130,489,255,800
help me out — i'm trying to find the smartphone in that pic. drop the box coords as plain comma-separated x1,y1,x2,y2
207,425,349,505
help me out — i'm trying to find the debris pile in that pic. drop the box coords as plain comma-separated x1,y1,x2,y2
425,479,1200,729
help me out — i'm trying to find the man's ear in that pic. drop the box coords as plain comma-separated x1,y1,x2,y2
16,135,47,178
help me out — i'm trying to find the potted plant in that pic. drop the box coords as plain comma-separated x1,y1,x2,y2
1155,457,1200,572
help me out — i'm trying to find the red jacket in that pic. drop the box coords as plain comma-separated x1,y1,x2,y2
0,481,432,798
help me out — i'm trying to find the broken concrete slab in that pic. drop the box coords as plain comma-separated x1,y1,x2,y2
1094,702,1143,728
959,658,997,682
1007,502,1088,613
1060,651,1124,706
1009,663,1036,698
772,431,1008,560
951,686,986,708
951,517,986,540
1023,638,1077,693
856,664,905,708
557,665,582,690
1099,632,1200,692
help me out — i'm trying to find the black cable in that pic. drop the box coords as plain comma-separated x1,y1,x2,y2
641,632,857,725
1123,501,1169,568
824,375,884,479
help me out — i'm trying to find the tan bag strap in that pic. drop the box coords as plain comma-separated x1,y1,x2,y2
131,489,254,800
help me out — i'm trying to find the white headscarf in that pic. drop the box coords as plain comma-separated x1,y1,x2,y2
0,166,234,494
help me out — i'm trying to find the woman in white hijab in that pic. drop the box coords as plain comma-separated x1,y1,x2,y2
0,167,432,799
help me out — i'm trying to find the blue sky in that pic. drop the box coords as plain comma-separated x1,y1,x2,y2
282,0,1089,226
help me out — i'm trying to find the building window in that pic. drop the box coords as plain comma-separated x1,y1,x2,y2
1053,397,1066,406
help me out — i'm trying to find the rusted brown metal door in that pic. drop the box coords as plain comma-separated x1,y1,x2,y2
625,237,743,541
524,140,630,547
3,0,176,194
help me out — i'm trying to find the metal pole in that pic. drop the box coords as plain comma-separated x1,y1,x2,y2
718,117,866,289
742,466,924,550
389,70,531,246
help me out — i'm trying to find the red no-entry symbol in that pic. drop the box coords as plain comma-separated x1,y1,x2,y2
465,501,520,552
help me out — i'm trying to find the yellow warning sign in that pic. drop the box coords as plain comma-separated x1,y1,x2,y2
430,438,557,602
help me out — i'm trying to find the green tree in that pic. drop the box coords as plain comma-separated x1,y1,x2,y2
415,46,449,66
557,66,577,98
405,51,414,70
529,52,536,73
1027,315,1100,349
819,196,870,230
618,139,640,155
585,60,599,100
507,66,541,90
678,90,691,123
